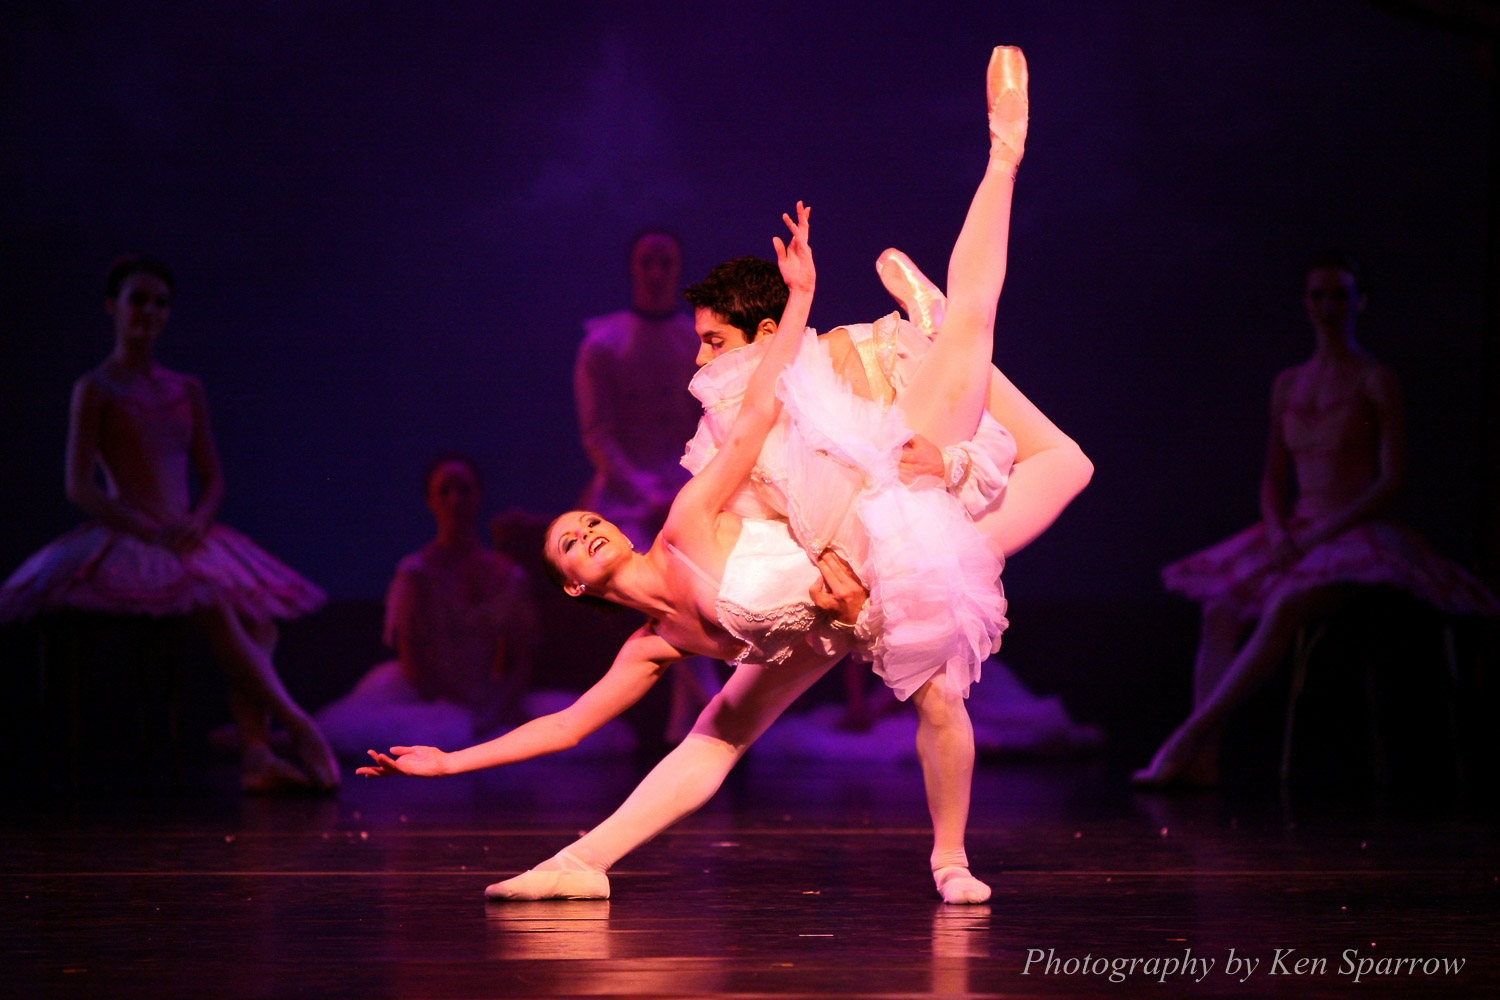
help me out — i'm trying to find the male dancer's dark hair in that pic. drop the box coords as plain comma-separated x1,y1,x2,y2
683,256,788,342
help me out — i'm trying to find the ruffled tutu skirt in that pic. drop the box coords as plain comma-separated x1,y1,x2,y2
772,331,1007,700
0,522,326,623
1162,515,1498,620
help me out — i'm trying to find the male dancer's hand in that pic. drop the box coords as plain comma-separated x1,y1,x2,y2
810,549,867,625
898,434,945,485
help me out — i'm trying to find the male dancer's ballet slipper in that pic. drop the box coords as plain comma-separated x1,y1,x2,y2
988,46,1028,176
876,249,947,339
486,851,611,900
934,866,993,905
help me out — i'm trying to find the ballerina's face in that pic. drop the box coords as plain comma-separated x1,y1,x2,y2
426,460,481,531
694,307,752,366
108,272,172,346
547,511,632,595
1303,267,1364,335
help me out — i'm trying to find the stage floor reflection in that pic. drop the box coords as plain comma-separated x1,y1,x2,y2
5,757,1496,998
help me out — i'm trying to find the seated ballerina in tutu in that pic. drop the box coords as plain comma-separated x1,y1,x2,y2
315,455,539,759
0,257,339,792
1135,251,1500,788
362,47,1061,905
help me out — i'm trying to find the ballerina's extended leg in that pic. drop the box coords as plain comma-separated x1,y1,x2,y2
899,45,1027,449
488,652,835,901
895,44,1028,905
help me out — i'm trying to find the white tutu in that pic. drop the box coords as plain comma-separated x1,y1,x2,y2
772,330,1006,699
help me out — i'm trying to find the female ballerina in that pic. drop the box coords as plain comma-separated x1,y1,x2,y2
362,45,1031,904
0,257,340,792
1135,251,1499,787
315,455,538,758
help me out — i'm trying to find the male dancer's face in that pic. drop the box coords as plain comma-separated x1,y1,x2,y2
693,307,752,366
693,309,784,367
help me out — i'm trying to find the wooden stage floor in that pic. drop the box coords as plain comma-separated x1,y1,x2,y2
5,756,1496,998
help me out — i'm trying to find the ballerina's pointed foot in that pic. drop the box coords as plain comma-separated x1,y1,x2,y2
486,868,611,901
289,721,341,791
987,45,1028,176
240,745,316,794
1130,732,1220,790
934,866,992,904
876,249,947,339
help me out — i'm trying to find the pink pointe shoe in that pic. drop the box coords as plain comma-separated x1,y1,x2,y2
875,249,947,340
988,45,1028,177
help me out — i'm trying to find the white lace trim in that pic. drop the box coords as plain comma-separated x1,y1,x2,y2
943,445,971,489
717,598,820,665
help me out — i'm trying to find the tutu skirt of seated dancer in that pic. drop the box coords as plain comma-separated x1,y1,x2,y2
0,521,325,623
1162,505,1499,620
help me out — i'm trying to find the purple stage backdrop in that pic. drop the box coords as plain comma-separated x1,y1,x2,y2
1,1,1490,604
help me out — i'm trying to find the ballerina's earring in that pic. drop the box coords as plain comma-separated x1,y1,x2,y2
987,45,1028,178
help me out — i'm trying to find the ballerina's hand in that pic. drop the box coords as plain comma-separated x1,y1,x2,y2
356,745,450,778
127,512,169,547
161,513,210,555
772,201,815,294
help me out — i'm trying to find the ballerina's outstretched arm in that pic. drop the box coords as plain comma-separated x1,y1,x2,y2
358,624,687,777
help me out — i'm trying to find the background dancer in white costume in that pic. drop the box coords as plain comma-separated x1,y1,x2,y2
315,455,538,758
